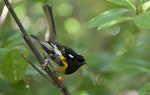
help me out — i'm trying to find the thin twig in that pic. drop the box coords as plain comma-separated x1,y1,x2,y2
4,0,70,95
21,53,56,86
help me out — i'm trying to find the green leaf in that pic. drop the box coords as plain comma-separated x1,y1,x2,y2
134,13,150,29
127,0,136,10
86,8,129,29
0,46,28,83
0,80,31,95
142,1,150,12
139,83,150,95
107,0,136,9
112,58,150,74
3,30,37,48
107,0,129,6
97,16,132,30
3,33,24,47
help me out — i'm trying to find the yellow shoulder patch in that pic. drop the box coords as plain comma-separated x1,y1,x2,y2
60,54,68,68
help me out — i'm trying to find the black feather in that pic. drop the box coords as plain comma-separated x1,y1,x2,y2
30,35,41,42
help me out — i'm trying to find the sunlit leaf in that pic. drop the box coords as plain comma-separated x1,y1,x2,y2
97,16,132,30
127,0,136,10
86,8,129,29
107,0,137,10
134,13,150,29
142,1,150,12
107,0,129,6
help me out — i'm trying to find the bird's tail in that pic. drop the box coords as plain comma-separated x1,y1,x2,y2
43,4,56,42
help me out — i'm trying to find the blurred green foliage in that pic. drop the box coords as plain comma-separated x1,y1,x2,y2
1,0,150,95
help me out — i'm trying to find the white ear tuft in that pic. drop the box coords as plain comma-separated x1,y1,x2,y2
68,54,74,58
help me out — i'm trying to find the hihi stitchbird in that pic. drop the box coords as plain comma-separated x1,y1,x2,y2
31,4,86,75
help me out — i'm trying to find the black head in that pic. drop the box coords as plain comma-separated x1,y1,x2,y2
63,47,86,74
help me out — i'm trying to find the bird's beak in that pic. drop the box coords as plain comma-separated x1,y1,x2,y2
83,61,87,64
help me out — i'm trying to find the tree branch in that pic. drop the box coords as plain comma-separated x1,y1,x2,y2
4,0,70,95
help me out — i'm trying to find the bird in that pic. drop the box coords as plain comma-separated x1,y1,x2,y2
30,35,86,74
30,4,86,75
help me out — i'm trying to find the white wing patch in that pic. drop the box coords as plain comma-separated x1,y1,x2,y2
68,54,74,58
51,43,61,55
